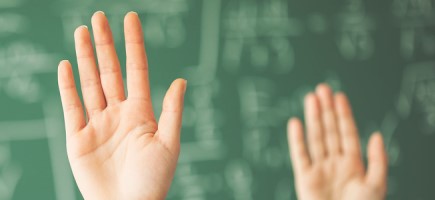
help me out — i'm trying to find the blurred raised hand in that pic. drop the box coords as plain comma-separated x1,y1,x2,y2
287,84,387,200
58,11,186,200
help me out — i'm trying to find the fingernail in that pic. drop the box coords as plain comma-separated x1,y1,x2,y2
59,60,70,67
129,11,138,16
80,25,88,29
94,11,105,15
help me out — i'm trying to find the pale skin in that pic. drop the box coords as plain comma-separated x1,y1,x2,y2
57,11,386,200
287,84,388,200
58,11,186,200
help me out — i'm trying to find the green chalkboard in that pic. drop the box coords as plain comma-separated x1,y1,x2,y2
0,0,434,199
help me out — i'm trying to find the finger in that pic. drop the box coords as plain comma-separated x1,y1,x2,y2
335,92,361,157
156,79,187,152
58,60,86,134
124,12,152,108
316,83,341,155
91,11,125,105
366,132,388,192
74,25,106,119
304,93,327,161
288,118,311,173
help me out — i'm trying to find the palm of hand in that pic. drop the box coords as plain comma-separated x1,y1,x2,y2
68,101,176,200
288,84,387,200
58,11,186,200
299,155,372,200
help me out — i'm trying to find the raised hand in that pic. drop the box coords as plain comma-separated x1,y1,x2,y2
58,11,186,200
287,84,387,200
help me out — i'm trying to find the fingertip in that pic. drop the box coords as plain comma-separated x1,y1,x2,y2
315,83,332,96
287,117,296,132
304,92,320,115
59,59,70,66
181,78,187,84
180,78,187,93
287,118,295,140
58,60,71,72
288,117,295,125
316,83,335,110
287,118,296,144
74,25,89,38
288,117,300,128
367,132,388,189
93,10,105,17
181,80,187,94
288,118,303,138
172,78,187,93
92,11,106,25
58,60,73,83
334,92,351,113
125,11,139,20
75,25,88,31
163,79,187,112
368,132,387,168
124,11,138,23
124,11,143,43
174,78,186,84
370,132,385,152
373,131,383,140
304,92,315,105
334,92,347,104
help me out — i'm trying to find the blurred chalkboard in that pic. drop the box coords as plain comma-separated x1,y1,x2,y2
0,0,434,199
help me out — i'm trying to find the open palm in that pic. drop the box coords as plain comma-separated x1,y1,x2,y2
58,12,186,200
287,84,387,200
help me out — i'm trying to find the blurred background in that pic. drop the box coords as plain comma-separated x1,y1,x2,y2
0,0,434,199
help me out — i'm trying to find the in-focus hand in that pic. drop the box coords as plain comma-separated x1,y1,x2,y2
287,84,387,200
58,11,186,200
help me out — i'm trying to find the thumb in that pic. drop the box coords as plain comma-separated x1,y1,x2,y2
366,132,388,191
156,78,187,151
